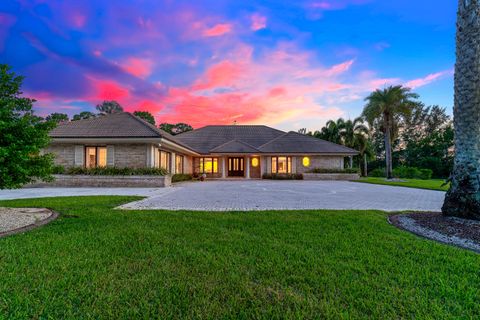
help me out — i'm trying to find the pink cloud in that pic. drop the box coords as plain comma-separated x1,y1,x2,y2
192,60,243,91
405,70,453,89
95,80,130,101
250,14,267,31
121,58,154,79
202,23,232,37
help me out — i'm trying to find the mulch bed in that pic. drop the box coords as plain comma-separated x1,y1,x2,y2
0,208,59,239
389,212,480,253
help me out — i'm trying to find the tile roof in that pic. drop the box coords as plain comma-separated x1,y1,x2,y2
257,131,358,154
210,140,261,153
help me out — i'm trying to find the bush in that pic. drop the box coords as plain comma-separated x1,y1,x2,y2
369,168,385,177
52,165,65,174
307,168,359,174
262,173,303,180
62,167,168,176
172,173,193,183
419,168,433,180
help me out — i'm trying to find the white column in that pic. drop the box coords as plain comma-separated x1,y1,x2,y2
171,152,176,174
222,157,226,178
246,156,250,179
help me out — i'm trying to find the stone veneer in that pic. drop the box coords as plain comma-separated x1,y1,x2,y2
29,174,172,188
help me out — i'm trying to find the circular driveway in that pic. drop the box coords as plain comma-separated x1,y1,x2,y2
120,180,445,212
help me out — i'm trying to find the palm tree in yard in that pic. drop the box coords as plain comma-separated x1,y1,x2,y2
340,117,370,174
442,0,480,220
315,118,345,144
362,85,419,179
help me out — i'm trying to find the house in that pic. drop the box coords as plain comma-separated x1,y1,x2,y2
46,112,358,179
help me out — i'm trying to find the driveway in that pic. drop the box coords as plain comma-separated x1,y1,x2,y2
0,181,445,212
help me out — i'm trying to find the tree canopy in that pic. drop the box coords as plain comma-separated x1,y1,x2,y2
45,112,69,123
72,111,96,121
96,100,124,114
133,111,155,125
0,64,56,189
159,122,193,135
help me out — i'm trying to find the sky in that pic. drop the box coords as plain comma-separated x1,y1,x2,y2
0,0,456,131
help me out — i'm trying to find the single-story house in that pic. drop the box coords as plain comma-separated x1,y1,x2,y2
46,112,358,179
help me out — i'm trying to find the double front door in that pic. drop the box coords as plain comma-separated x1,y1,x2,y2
228,157,244,177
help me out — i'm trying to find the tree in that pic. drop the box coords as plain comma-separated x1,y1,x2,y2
159,122,193,135
133,111,155,125
0,64,56,189
96,100,123,114
314,118,345,144
72,111,96,121
340,117,369,173
362,85,419,179
45,112,69,123
442,0,480,219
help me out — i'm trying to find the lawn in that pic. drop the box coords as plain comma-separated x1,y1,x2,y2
355,177,449,191
0,196,478,319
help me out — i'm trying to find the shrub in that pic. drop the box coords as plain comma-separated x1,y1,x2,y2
419,168,433,180
307,168,359,174
369,168,385,177
52,165,65,174
262,173,303,180
63,167,168,176
172,173,193,183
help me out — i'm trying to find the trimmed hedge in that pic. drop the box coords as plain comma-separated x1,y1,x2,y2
172,173,193,183
54,167,168,176
262,173,303,180
307,168,359,174
368,166,433,180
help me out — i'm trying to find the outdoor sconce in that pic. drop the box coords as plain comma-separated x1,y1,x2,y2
252,158,259,167
302,157,310,167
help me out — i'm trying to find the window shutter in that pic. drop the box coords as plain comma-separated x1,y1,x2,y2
107,145,115,167
74,145,84,167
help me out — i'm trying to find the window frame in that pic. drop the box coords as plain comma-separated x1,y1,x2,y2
84,146,107,168
199,157,219,174
271,156,292,174
159,150,171,172
175,155,184,174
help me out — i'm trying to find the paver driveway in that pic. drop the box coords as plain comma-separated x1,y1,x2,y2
0,181,445,212
120,180,445,212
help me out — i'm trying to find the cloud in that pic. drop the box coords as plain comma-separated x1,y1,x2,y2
202,23,232,37
405,70,453,89
250,14,267,31
121,58,154,79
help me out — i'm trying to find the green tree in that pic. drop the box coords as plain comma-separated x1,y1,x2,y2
314,118,345,144
72,111,96,121
443,0,480,219
362,85,419,179
96,100,123,114
45,112,69,123
340,117,369,173
159,122,193,135
0,64,56,189
133,111,155,125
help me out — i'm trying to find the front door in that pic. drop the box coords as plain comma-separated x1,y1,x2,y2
228,157,244,177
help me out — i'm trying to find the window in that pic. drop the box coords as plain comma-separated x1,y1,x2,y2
175,155,184,174
271,156,292,174
159,151,171,172
199,158,218,174
85,146,107,168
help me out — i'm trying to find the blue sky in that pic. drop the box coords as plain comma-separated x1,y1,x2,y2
0,0,456,130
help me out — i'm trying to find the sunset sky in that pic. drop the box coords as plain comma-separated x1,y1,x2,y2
1,0,456,131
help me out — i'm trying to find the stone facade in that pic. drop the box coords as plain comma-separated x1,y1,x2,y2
114,144,149,168
295,155,345,174
29,174,172,188
44,144,76,167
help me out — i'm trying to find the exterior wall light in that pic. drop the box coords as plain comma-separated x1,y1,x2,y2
303,156,310,167
252,158,259,167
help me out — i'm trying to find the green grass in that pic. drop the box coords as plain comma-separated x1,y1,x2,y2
355,177,450,191
0,196,478,319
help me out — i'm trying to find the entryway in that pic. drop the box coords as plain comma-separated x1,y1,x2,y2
228,157,244,177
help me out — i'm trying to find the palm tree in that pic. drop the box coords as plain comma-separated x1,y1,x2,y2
340,117,369,172
442,0,480,220
315,118,345,144
362,85,419,179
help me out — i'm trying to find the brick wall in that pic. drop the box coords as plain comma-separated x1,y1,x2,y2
295,155,345,173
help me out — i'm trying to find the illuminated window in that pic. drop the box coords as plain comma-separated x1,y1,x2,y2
85,146,107,168
271,156,291,174
176,155,184,174
302,157,310,167
159,151,171,172
251,158,259,167
199,158,218,174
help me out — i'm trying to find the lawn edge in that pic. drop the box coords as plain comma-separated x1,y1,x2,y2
0,208,59,239
353,179,447,192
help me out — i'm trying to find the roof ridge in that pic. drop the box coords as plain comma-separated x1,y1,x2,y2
210,139,260,152
257,131,290,149
126,112,163,137
288,131,358,153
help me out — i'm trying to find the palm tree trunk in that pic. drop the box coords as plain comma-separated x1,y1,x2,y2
364,153,368,177
442,0,480,220
384,128,393,179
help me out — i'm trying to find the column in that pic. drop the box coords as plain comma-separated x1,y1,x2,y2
222,157,226,178
171,152,176,174
246,156,250,179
